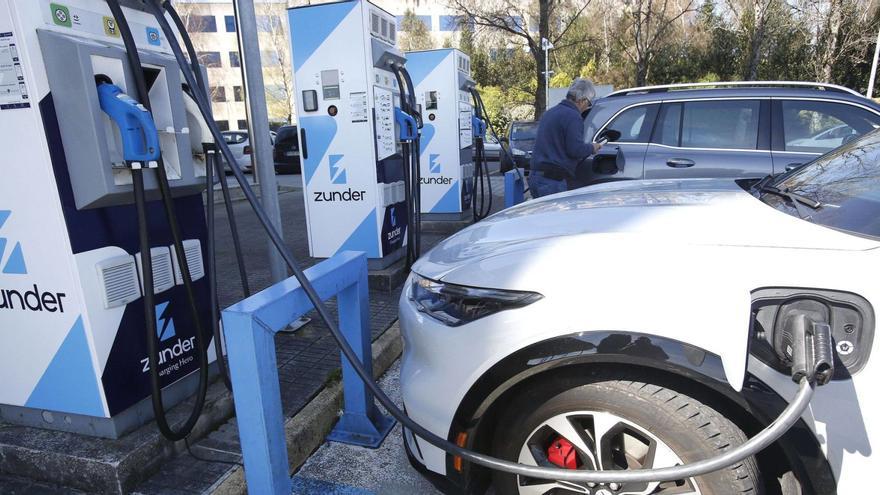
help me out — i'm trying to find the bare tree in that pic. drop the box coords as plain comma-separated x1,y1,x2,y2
399,9,435,51
259,9,296,124
617,0,698,86
794,0,880,83
448,0,592,117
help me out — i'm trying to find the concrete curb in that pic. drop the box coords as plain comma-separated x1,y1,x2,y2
208,322,403,495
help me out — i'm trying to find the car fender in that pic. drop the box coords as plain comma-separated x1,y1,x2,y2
447,331,836,494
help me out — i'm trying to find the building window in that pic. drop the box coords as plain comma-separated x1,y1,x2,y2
188,15,217,33
256,15,282,32
199,51,222,68
225,15,236,33
233,86,244,102
229,51,241,68
237,120,248,130
440,15,472,32
216,120,230,131
211,86,227,102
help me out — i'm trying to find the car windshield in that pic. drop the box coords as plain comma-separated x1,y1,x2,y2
510,123,537,140
276,127,297,141
764,129,880,238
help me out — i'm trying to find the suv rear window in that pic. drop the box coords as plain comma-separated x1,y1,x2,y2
653,100,760,150
682,100,759,149
781,100,880,153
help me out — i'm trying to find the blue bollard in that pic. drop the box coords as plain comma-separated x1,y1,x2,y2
505,168,526,208
326,259,396,447
223,251,393,495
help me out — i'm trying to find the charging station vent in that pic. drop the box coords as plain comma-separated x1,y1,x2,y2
136,247,175,295
97,255,142,309
172,239,205,284
370,10,396,44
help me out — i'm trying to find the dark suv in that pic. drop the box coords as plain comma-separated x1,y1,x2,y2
579,82,880,186
273,125,301,174
500,120,538,172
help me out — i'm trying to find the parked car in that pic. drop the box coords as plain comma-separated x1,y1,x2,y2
499,120,538,172
273,125,301,174
570,81,880,187
400,129,880,495
481,133,501,161
220,130,276,173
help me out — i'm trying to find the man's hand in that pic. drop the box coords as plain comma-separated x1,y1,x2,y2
592,141,603,154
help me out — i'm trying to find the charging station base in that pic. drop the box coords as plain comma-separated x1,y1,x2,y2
327,412,396,448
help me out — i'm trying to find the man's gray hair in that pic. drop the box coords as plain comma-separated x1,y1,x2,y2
566,78,596,103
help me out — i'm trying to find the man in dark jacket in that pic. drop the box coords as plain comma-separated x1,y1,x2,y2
529,78,602,198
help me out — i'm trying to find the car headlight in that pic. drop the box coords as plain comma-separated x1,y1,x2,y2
409,274,543,327
512,148,526,157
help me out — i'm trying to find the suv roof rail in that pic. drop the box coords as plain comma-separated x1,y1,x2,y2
606,81,864,98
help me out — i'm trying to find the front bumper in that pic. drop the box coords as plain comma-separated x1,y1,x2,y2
398,275,548,479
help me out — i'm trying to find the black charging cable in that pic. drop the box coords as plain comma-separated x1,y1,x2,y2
469,88,493,221
151,2,830,484
390,64,421,267
105,0,210,441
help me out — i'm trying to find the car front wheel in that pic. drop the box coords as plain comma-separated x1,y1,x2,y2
491,372,763,495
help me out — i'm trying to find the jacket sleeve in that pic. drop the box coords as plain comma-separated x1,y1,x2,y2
564,116,594,159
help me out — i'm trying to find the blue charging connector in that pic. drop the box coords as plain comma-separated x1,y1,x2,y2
394,107,418,141
472,115,486,139
97,82,161,166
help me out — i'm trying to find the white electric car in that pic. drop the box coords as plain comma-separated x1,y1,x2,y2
400,131,880,494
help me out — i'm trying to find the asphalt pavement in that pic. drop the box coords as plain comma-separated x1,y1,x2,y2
291,360,443,495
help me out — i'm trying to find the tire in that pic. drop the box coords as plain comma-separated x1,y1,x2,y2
491,372,763,495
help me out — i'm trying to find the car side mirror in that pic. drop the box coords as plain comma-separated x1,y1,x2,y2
597,129,622,143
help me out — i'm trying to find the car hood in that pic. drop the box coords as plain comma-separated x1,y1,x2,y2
414,178,877,281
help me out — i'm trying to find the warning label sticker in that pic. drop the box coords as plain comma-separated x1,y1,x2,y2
0,32,30,110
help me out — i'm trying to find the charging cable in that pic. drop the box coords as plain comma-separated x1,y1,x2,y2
152,0,828,483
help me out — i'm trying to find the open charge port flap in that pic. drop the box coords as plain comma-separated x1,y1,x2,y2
750,288,875,380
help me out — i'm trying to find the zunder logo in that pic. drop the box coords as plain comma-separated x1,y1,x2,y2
0,210,27,275
329,154,347,184
155,301,176,342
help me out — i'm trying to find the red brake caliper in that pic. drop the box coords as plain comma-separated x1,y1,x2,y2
547,436,579,469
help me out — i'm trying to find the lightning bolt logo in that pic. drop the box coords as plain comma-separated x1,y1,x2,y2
329,154,347,184
429,154,441,174
0,210,28,275
155,302,176,342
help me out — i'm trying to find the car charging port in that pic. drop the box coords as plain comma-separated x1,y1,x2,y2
779,313,835,385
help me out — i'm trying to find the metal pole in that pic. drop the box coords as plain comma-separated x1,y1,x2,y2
868,23,880,99
233,0,287,282
544,46,549,110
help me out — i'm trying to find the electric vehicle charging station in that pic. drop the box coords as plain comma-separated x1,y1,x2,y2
0,0,215,438
406,48,475,219
288,0,416,269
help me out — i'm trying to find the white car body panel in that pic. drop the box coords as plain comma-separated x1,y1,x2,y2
400,178,880,488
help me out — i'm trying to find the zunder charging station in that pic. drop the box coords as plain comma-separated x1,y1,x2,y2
288,0,410,269
0,0,214,438
406,49,475,220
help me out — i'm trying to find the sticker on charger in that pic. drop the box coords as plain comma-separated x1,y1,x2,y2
0,32,30,110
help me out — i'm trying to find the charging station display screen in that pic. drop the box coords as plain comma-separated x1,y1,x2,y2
321,70,341,100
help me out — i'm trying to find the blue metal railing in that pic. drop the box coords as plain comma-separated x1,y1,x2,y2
505,168,526,208
222,251,393,495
